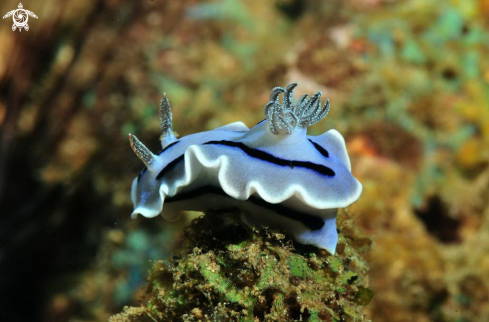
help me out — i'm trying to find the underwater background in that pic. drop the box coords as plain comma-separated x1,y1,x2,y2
1,0,489,321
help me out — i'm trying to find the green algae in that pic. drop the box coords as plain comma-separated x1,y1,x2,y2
110,210,371,321
327,256,343,273
353,287,374,306
288,254,314,278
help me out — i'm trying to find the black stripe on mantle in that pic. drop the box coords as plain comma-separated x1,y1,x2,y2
156,140,335,180
308,139,329,158
165,185,325,231
203,140,335,175
157,140,180,156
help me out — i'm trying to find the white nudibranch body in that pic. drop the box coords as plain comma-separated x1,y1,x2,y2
129,83,362,255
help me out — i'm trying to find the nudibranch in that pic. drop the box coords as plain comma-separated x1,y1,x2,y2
129,83,362,254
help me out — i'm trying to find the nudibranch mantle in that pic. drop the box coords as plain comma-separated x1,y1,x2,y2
129,83,362,254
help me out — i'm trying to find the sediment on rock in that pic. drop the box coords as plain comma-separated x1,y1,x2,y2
110,210,372,322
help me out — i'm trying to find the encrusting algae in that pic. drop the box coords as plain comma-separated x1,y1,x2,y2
110,209,372,322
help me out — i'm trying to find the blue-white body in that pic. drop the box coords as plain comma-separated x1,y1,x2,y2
129,83,362,254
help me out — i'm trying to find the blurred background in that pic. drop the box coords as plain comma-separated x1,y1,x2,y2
1,0,489,321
